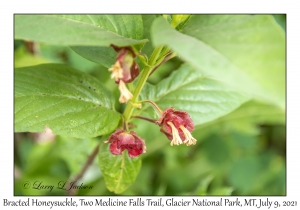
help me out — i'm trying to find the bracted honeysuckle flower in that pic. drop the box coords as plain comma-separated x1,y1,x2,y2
117,80,133,103
156,107,197,146
108,45,140,103
104,129,146,158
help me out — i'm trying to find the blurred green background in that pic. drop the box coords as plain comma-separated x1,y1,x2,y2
14,14,286,196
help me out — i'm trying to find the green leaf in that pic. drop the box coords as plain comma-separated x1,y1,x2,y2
151,16,285,108
70,46,117,68
38,44,100,73
98,141,142,194
69,15,149,68
140,63,250,125
56,136,98,176
195,100,286,135
15,15,147,47
14,64,120,138
140,15,157,57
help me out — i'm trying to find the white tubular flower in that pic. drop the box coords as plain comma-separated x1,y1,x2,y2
118,80,133,103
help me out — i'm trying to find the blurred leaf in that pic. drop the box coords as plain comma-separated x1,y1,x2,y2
121,163,154,195
38,44,100,73
195,100,285,136
15,136,34,168
147,58,183,85
154,182,168,196
230,132,257,150
273,14,286,31
209,187,234,195
56,136,98,176
14,39,24,50
98,141,142,194
171,14,192,30
195,175,214,195
14,64,120,138
228,156,263,193
71,46,116,68
14,45,50,68
15,15,147,47
141,15,157,57
15,140,70,195
151,16,285,108
140,63,250,125
202,134,231,166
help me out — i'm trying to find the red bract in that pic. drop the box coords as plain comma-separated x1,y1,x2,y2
156,107,197,146
109,45,140,103
105,129,146,158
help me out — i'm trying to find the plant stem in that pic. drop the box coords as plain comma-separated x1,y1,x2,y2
131,115,157,124
123,46,164,123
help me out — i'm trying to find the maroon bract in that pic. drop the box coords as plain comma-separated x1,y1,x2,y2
105,129,146,158
109,45,140,103
156,107,197,146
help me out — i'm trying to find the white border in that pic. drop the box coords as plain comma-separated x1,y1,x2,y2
1,1,299,209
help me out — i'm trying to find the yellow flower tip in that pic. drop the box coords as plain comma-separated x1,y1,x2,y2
118,80,133,103
167,121,183,146
109,61,124,81
180,125,197,146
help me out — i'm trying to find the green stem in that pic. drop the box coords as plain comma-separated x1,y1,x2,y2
123,46,164,123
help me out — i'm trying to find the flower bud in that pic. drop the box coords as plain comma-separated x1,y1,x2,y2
156,107,196,146
105,129,146,158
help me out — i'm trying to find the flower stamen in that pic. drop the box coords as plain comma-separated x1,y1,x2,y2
167,121,183,146
179,125,197,146
118,80,133,103
109,61,124,81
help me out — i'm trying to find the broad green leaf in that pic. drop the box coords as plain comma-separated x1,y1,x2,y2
194,100,286,135
140,63,250,125
70,46,117,68
140,15,157,57
98,141,141,194
37,44,100,73
151,16,285,108
15,15,147,47
70,15,150,68
14,64,120,138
